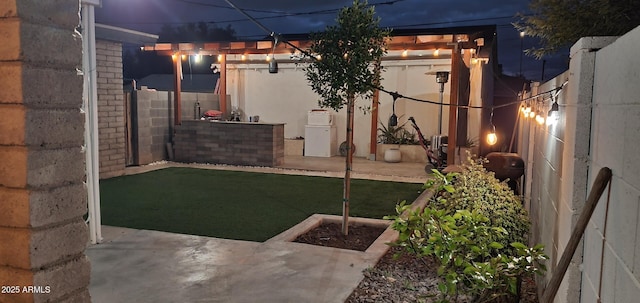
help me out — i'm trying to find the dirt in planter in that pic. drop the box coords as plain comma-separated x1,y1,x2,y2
293,223,386,252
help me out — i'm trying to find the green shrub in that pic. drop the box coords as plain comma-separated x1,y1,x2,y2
385,157,547,302
425,159,530,254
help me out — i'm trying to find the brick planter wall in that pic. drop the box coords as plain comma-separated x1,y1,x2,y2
174,120,284,167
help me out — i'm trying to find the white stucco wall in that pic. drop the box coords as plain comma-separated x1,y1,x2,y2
226,50,485,158
521,25,640,303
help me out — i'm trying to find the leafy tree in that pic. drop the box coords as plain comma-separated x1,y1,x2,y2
303,0,389,235
515,0,640,58
158,22,237,42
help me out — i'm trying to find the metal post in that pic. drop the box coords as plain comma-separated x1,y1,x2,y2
438,82,444,135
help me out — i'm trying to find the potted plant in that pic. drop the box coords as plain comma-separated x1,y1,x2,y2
377,120,418,162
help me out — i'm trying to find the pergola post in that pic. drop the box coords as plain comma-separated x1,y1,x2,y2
447,43,460,165
219,54,227,116
173,53,183,126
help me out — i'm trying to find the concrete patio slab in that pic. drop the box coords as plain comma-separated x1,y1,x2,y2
87,157,432,302
88,226,380,303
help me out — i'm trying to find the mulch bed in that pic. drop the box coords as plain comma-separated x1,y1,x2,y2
292,223,386,252
292,222,540,303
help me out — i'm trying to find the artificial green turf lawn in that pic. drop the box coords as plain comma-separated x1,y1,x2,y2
100,167,422,242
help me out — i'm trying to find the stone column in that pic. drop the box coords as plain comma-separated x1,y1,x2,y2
0,1,91,302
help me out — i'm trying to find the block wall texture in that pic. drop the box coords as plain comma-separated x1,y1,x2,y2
0,1,91,302
174,121,284,167
96,39,126,178
580,27,640,303
133,90,228,165
520,27,640,303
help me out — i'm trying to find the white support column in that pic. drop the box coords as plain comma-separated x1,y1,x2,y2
81,0,103,244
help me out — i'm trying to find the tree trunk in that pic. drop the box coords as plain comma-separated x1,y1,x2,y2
342,94,355,235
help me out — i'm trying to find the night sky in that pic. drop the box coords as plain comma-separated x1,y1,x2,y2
95,0,569,81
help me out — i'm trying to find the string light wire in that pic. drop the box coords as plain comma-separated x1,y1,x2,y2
219,0,566,113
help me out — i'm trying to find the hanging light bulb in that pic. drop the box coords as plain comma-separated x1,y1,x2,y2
547,99,559,125
535,113,545,125
402,49,408,57
528,110,536,118
487,109,498,145
434,49,440,57
487,126,498,145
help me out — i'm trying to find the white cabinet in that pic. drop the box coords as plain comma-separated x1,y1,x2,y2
304,125,337,157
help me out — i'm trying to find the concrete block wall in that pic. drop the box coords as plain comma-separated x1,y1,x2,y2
580,27,640,303
96,39,126,178
133,89,228,165
520,27,640,303
0,1,91,302
174,121,284,167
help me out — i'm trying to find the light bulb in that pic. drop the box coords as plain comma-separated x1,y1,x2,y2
528,111,535,118
194,54,202,63
487,132,497,146
218,54,223,61
241,54,246,61
535,114,545,125
546,101,559,125
434,49,439,56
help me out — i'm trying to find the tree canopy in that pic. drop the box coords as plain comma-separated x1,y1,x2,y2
515,0,640,58
304,0,389,110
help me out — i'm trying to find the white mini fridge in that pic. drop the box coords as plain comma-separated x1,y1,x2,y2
304,125,337,157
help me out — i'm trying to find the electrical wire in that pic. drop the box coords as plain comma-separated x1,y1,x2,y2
190,0,560,112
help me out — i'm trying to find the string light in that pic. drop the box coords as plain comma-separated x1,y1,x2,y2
487,108,497,145
433,49,440,57
401,49,408,57
546,98,559,125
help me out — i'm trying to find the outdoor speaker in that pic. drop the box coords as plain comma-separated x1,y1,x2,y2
269,60,278,73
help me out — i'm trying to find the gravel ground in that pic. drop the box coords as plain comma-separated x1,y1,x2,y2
346,246,540,303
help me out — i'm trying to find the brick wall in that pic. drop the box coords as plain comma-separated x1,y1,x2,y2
0,0,91,302
96,39,126,178
174,121,284,167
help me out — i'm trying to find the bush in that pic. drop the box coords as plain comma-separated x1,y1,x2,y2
425,159,530,253
385,157,547,302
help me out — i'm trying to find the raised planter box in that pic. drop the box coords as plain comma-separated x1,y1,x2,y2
376,144,427,163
